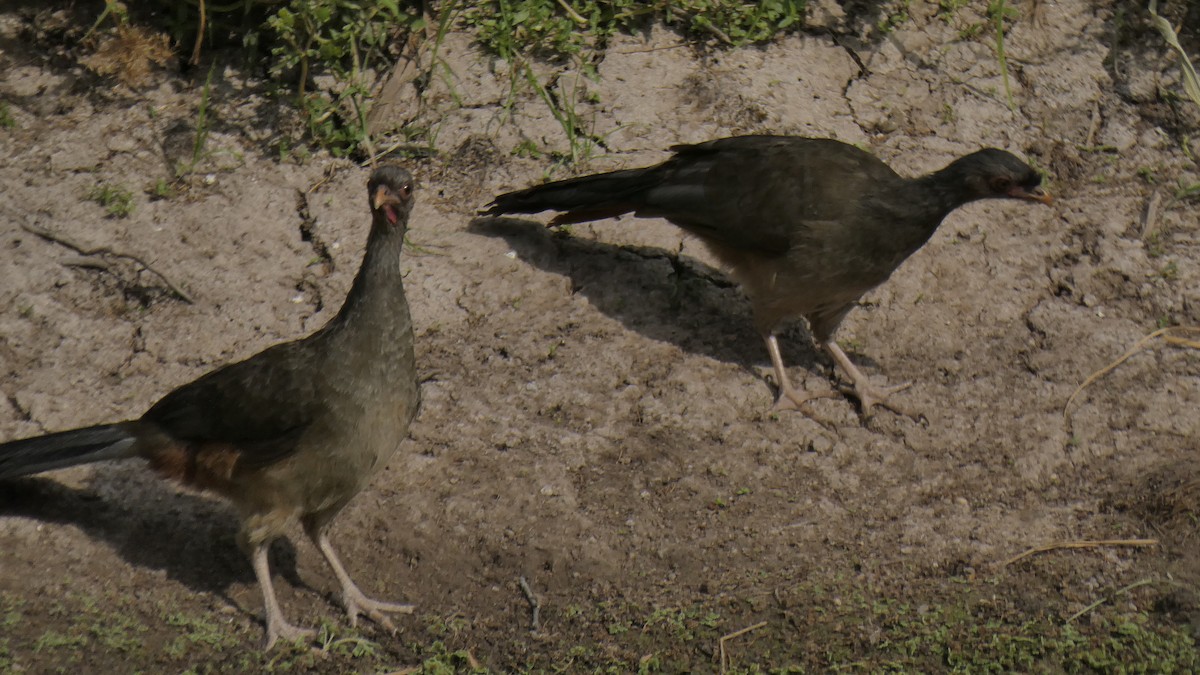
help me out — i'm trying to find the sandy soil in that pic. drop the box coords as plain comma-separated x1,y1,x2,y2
1,0,1198,672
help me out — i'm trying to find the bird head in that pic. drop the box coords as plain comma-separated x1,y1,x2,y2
955,149,1053,205
367,165,415,228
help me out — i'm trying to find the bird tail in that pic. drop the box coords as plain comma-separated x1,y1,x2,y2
0,424,137,480
481,167,656,226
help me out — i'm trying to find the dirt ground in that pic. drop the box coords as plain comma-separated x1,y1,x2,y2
1,0,1199,672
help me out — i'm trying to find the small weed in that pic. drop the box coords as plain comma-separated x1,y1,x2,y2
0,594,24,629
426,613,470,638
176,68,214,177
607,621,631,635
1145,232,1165,258
34,630,88,652
839,338,864,352
877,0,912,34
409,640,485,674
0,102,14,129
89,612,146,652
522,64,601,165
957,21,985,39
643,606,722,643
638,652,663,674
512,139,542,158
163,611,238,656
316,621,380,658
1161,261,1179,280
1174,181,1200,203
87,183,135,218
148,178,175,200
940,102,956,124
988,0,1019,110
937,0,972,19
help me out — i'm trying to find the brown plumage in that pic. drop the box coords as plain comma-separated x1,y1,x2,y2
0,165,422,648
483,135,1052,416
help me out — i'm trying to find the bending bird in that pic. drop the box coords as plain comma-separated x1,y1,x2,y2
482,135,1052,416
0,164,422,648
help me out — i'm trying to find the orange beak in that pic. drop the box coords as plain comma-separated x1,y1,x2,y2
373,185,401,210
1011,185,1053,205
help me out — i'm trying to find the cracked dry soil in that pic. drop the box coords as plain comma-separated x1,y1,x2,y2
1,1,1199,672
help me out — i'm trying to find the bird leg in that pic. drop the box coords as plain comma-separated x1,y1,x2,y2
764,334,839,413
822,339,917,418
306,525,414,631
251,543,316,649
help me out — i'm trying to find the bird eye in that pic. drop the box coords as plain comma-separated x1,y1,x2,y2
989,176,1013,194
399,183,412,200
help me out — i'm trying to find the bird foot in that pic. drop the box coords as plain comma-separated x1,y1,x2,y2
771,385,840,414
264,620,316,650
846,381,922,420
342,586,415,631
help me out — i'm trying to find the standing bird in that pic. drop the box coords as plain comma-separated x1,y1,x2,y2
0,165,422,648
482,136,1052,416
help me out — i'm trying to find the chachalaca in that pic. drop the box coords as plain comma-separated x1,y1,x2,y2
0,165,421,648
482,135,1052,416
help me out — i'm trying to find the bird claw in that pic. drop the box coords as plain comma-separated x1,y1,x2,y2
343,588,414,631
849,381,923,421
264,621,316,650
771,385,840,414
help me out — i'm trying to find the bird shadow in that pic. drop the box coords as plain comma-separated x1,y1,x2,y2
468,216,832,387
0,463,309,611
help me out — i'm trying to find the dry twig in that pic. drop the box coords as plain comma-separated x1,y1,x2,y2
518,576,541,634
1064,326,1200,420
191,0,206,65
21,222,194,304
718,620,767,674
1165,334,1200,349
1003,538,1158,567
1140,188,1163,238
1065,578,1156,624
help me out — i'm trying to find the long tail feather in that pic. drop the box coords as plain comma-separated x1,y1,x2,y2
481,167,655,220
0,424,136,479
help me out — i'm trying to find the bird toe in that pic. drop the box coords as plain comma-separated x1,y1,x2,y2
854,382,919,420
264,622,316,650
343,590,415,631
771,385,839,415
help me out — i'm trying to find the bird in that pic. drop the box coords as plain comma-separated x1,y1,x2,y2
482,135,1052,416
0,164,422,648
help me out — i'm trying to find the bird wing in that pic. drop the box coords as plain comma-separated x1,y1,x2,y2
636,136,901,255
142,339,324,468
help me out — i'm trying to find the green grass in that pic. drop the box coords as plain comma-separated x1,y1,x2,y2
148,177,175,199
162,611,239,657
988,0,1018,110
385,583,1199,673
87,182,135,218
97,1,806,161
4,575,1194,672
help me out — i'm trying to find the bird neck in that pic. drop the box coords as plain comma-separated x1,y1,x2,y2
861,164,982,266
911,161,985,219
329,217,412,338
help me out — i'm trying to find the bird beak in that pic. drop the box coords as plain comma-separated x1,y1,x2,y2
1010,185,1053,205
372,185,402,210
